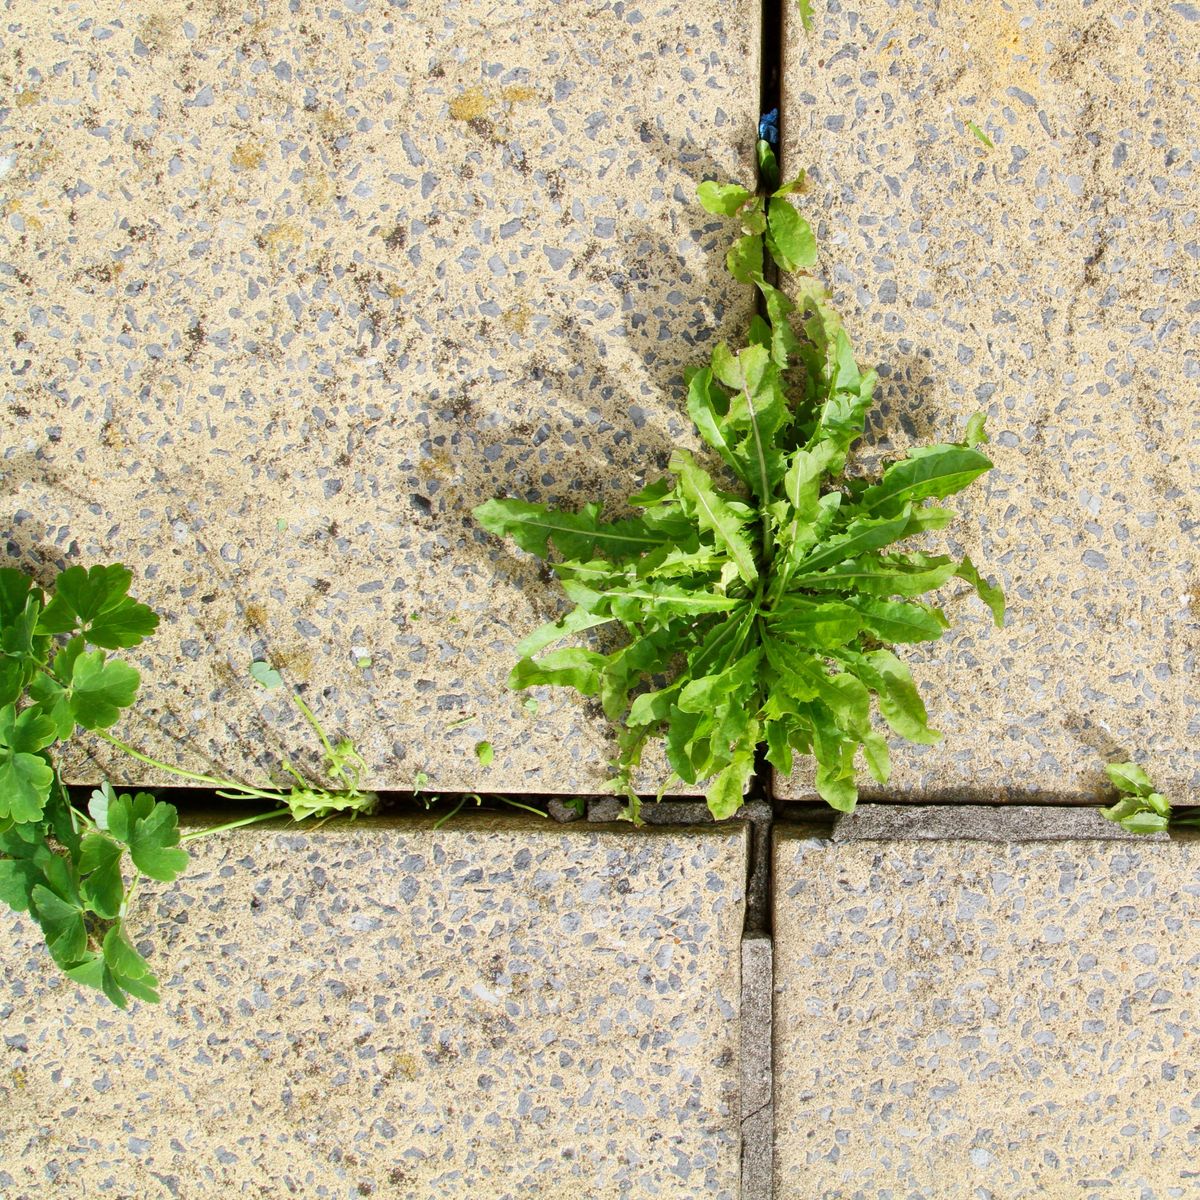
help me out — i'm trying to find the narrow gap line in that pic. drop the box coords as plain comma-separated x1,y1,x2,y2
742,14,785,1193
744,0,786,937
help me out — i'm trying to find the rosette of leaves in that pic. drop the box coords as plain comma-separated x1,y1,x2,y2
475,157,1004,822
0,564,186,1006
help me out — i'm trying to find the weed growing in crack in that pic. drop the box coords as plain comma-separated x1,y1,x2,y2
476,136,1004,822
1100,761,1196,834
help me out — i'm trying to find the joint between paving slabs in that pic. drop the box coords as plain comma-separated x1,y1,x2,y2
585,791,775,1200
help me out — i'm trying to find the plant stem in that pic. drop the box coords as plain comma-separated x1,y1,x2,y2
181,809,293,842
432,797,467,830
290,690,335,762
92,730,287,804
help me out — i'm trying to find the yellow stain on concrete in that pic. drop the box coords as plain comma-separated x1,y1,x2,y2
230,140,267,170
258,221,305,256
449,87,489,120
501,304,530,334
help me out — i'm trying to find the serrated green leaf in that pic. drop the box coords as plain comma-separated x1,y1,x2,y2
598,621,688,721
1105,761,1156,797
670,450,759,586
809,340,874,464
765,196,817,272
678,648,763,714
107,792,189,882
783,443,836,524
964,412,989,448
697,181,752,216
706,743,755,819
797,0,815,32
31,883,87,966
514,606,614,658
726,233,763,285
510,648,606,696
846,596,949,644
724,345,789,504
474,498,690,563
764,717,794,776
748,314,772,351
861,445,994,516
686,367,749,485
628,478,673,508
955,555,1006,627
1116,810,1169,834
789,552,959,597
740,205,767,235
631,607,753,726
78,834,125,919
664,705,707,784
839,648,941,745
68,650,140,731
757,284,802,371
767,597,863,650
900,505,957,535
39,564,159,649
762,635,821,706
561,577,742,622
1099,796,1143,824
810,706,858,813
862,731,891,784
793,507,913,575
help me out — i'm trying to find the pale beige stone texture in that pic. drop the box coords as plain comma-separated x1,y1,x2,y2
774,816,1200,1198
777,2,1200,802
0,2,760,793
1,815,748,1199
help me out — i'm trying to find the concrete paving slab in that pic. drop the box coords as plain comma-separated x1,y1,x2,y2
774,812,1200,1197
1,815,747,1199
776,2,1200,802
0,1,760,794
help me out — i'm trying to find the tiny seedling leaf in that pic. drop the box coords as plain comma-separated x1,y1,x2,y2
250,660,284,689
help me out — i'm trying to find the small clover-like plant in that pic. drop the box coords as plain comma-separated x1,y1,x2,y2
0,564,377,1005
0,564,184,1005
475,137,1004,823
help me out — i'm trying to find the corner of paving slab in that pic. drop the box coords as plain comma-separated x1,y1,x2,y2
771,803,1200,1197
2,811,754,1200
1,0,765,801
